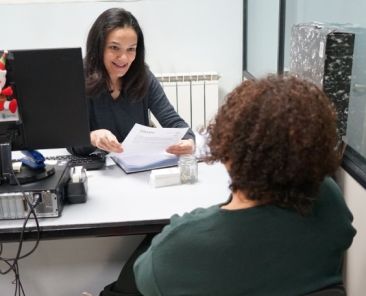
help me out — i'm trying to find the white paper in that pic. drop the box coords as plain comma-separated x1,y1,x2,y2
119,123,188,155
111,124,188,173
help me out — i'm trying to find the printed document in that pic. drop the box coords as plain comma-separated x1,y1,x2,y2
111,124,188,173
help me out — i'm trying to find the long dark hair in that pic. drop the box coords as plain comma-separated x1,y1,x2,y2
84,8,148,98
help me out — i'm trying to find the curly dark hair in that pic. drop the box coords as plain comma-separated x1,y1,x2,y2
205,75,340,215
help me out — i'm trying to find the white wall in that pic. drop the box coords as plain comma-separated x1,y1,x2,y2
0,0,243,101
1,235,145,296
336,168,366,296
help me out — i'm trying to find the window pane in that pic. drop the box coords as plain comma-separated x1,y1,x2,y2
285,0,366,159
246,0,279,77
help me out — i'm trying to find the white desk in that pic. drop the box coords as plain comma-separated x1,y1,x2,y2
0,150,231,241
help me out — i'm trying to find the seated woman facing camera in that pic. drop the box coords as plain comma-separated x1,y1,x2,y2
132,76,356,295
69,8,194,157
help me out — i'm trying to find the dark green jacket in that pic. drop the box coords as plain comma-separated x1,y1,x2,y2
134,177,356,296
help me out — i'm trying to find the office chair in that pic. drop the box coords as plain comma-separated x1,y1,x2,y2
305,284,346,296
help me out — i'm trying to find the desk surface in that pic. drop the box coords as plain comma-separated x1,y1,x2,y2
0,150,230,241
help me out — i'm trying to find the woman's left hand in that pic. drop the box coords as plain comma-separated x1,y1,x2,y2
166,139,195,155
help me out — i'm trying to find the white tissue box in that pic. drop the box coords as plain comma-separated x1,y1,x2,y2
149,167,181,188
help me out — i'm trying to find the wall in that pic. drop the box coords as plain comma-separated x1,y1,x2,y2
0,0,243,102
336,168,366,296
1,236,145,296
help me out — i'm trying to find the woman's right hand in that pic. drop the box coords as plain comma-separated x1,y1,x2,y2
90,129,123,153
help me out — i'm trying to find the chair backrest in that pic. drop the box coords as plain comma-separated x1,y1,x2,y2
305,284,346,296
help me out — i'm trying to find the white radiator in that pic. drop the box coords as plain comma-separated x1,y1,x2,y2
153,72,220,131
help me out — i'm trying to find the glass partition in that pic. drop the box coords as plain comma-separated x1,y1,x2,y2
244,0,366,187
285,0,366,187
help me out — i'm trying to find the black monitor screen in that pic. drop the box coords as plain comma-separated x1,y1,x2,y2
3,47,90,150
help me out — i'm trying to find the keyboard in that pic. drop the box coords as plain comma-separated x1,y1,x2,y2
45,153,106,171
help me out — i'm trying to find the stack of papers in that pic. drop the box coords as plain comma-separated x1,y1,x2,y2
111,124,188,174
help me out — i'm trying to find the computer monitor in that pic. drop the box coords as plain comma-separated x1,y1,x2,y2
0,47,90,184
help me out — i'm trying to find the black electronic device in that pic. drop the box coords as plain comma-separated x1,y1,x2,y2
45,153,106,171
0,163,70,219
0,48,91,184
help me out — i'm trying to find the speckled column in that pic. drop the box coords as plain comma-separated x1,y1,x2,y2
289,22,355,139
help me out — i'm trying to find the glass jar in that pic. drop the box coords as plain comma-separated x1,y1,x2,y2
178,154,198,184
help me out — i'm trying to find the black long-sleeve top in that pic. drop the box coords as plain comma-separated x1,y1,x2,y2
70,70,195,156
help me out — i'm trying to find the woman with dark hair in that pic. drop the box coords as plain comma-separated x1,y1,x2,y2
132,75,356,295
70,8,194,156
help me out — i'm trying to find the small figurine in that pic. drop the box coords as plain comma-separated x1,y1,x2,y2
0,51,18,113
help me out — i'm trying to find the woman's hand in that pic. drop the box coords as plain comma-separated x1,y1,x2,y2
90,129,123,153
166,139,195,155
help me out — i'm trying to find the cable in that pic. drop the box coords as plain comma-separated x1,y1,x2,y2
0,171,42,296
